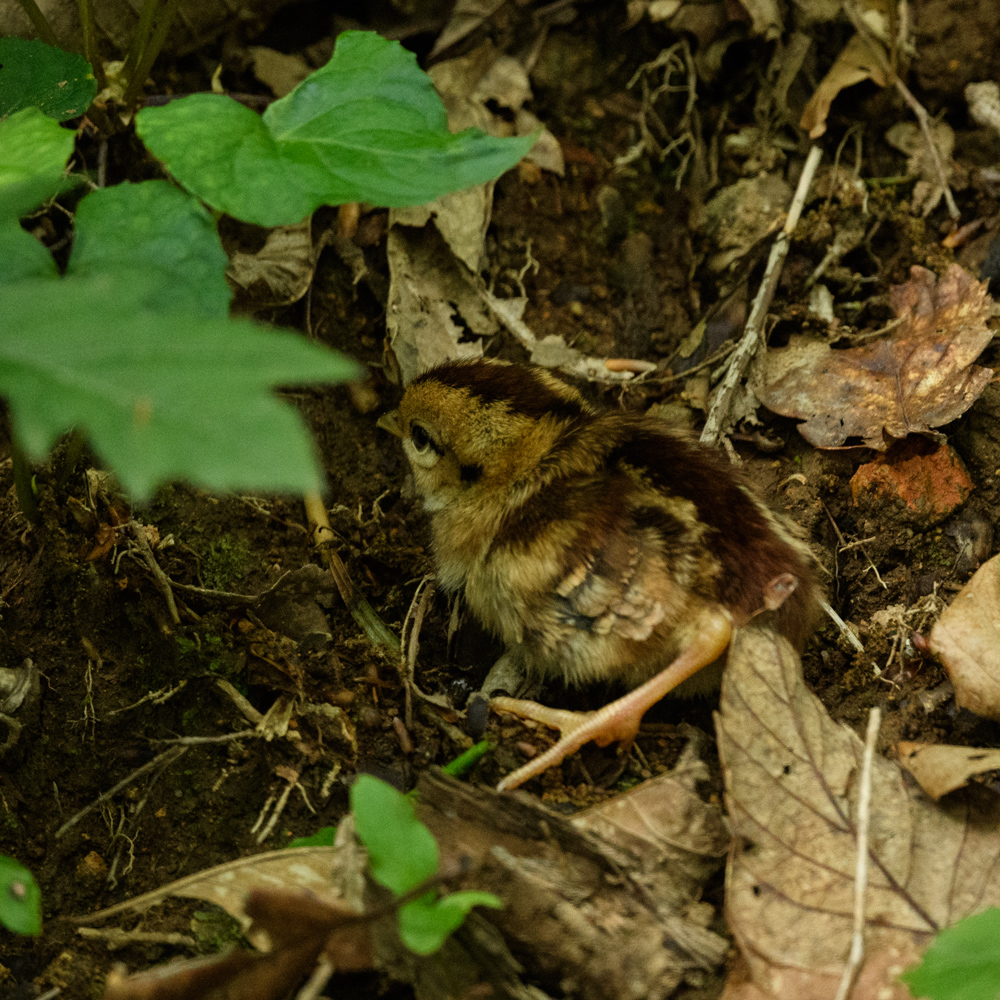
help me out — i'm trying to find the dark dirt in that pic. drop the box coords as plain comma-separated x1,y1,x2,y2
3,1,1000,997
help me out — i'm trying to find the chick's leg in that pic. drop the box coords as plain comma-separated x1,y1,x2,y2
493,606,733,792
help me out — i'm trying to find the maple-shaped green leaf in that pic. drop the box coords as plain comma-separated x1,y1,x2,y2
902,908,1000,1000
0,37,96,122
67,181,231,317
0,272,361,499
135,31,537,227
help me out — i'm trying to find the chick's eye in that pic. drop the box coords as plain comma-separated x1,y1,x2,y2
410,424,431,452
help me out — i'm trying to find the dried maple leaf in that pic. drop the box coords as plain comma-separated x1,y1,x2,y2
760,264,994,449
717,626,1000,999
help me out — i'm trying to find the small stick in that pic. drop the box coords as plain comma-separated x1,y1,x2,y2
130,521,180,625
821,598,865,654
834,706,881,1000
77,927,196,949
701,145,823,447
841,0,959,221
56,746,187,838
303,491,400,653
400,575,437,728
149,729,257,746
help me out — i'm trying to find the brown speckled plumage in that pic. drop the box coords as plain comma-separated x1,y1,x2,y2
386,359,819,696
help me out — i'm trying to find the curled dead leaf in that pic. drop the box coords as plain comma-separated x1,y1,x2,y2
760,264,994,449
800,33,889,139
930,552,1000,720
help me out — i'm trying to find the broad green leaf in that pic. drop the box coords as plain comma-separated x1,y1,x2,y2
902,908,1000,1000
350,774,437,896
67,181,231,316
0,855,41,936
135,31,537,227
0,220,57,280
400,891,502,955
0,38,96,122
0,272,362,499
288,825,337,848
0,106,74,218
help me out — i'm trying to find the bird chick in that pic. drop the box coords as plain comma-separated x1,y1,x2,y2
379,359,819,790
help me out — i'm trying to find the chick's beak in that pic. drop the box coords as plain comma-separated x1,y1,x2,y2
377,409,404,438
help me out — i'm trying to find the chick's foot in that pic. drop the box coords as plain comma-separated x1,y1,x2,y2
493,606,733,791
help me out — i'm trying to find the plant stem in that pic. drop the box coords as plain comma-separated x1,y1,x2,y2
11,442,40,528
74,0,104,88
14,0,58,46
121,0,179,108
121,0,160,88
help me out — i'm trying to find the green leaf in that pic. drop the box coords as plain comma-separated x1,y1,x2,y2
0,38,96,122
0,220,57,280
67,181,231,317
0,855,41,936
350,774,437,896
0,272,362,499
399,891,503,955
288,826,337,848
0,106,75,218
902,908,1000,1000
135,31,537,227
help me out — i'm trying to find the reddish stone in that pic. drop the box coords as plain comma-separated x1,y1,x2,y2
850,438,974,527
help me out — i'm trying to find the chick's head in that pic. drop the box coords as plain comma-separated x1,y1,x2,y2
382,360,594,512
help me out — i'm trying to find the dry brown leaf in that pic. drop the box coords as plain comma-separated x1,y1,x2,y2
410,767,728,1000
102,888,372,1000
885,120,957,217
800,33,889,139
385,225,497,384
760,264,994,449
429,0,507,58
226,223,316,307
0,0,295,59
897,742,1000,799
717,626,1000,998
79,845,360,945
930,552,1000,720
247,46,312,99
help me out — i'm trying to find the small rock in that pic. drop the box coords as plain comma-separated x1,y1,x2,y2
946,511,994,574
76,851,108,882
850,439,974,527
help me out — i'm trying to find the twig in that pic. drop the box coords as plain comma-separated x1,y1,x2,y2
55,746,187,838
841,1,959,221
892,76,960,219
834,707,881,1000
129,521,180,624
660,340,737,383
821,598,865,654
296,956,336,1000
400,577,454,723
77,927,196,950
303,491,400,653
700,145,823,447
149,729,256,746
